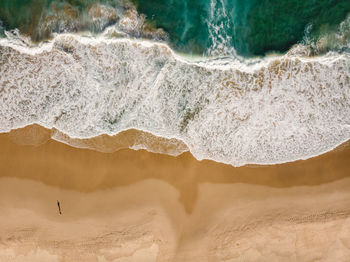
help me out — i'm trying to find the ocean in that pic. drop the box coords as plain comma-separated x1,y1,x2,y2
0,0,350,166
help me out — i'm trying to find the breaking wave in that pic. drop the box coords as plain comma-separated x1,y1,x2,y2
1,29,349,166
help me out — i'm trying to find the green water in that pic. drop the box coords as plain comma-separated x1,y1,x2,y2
133,0,350,56
0,0,121,40
0,0,350,56
0,0,48,39
234,0,350,55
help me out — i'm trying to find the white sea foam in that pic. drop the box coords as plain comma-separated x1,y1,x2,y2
206,0,237,57
0,33,350,166
302,14,350,54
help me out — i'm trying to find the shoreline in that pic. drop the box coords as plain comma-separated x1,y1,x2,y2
5,123,350,168
3,125,350,192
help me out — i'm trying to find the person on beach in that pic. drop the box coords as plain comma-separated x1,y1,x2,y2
57,200,62,215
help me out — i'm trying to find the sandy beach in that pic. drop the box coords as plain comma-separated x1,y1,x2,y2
0,125,350,261
1,0,350,260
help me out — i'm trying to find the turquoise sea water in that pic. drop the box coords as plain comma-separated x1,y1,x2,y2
0,0,350,55
133,0,350,56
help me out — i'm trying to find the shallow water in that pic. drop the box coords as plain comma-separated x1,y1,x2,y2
0,0,128,41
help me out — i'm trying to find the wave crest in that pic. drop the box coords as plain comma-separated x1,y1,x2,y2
0,34,350,166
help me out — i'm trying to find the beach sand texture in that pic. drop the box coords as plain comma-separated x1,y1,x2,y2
0,125,350,261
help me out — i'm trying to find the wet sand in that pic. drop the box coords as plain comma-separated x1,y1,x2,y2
0,125,350,261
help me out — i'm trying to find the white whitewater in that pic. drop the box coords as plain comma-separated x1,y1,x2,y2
206,0,237,57
0,32,350,166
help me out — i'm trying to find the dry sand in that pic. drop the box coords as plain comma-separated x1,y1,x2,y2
0,125,350,261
